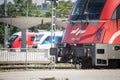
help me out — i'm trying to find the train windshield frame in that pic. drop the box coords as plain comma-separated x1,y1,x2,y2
70,0,106,21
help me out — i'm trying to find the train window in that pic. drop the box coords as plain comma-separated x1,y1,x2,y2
30,36,35,41
112,5,120,19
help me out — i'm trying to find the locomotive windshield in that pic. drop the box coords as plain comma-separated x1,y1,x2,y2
34,34,43,42
70,0,106,21
8,35,18,43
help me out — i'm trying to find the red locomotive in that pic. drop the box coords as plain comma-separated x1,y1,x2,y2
51,0,120,68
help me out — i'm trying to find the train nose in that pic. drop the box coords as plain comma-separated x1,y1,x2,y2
7,42,12,48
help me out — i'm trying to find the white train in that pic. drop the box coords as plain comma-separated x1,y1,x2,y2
32,31,63,49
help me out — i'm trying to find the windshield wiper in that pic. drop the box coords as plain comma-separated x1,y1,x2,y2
82,0,89,24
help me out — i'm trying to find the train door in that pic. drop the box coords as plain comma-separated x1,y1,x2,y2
27,34,36,47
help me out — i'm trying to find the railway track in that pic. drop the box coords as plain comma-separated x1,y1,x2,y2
0,63,75,70
0,63,119,70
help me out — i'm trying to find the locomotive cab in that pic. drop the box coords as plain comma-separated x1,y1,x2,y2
51,0,120,69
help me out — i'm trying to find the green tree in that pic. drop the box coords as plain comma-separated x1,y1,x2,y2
7,2,16,17
7,2,20,36
56,1,72,18
0,4,4,17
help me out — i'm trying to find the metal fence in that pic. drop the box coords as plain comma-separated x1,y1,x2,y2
0,48,56,68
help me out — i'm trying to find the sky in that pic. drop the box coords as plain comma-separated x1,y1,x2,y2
0,0,14,5
0,0,77,5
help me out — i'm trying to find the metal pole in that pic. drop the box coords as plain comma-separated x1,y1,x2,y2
21,0,28,49
4,0,8,48
25,50,27,70
51,0,56,48
21,29,27,50
26,0,28,17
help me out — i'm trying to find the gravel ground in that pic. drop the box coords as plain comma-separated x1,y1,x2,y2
0,69,120,80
